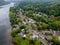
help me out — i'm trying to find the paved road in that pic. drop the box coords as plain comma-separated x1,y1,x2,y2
39,34,49,45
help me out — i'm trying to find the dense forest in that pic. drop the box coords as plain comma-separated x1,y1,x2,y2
10,1,60,30
0,0,9,6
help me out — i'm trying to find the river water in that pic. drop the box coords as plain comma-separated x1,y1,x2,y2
0,3,14,45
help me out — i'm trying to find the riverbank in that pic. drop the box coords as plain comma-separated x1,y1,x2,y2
5,25,13,45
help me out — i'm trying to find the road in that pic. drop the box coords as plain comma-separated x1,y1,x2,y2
38,33,50,45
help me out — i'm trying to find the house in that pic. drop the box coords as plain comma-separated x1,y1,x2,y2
22,21,26,24
13,24,19,29
53,31,60,36
42,31,53,36
22,34,26,39
18,32,26,39
30,34,39,40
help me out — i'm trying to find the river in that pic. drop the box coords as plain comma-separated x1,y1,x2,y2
0,3,14,45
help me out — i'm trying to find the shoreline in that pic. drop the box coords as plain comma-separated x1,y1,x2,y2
5,25,13,45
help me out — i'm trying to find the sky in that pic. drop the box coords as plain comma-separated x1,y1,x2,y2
4,0,22,1
4,0,60,2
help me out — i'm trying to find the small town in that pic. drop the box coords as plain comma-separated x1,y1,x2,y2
0,0,60,45
10,6,60,45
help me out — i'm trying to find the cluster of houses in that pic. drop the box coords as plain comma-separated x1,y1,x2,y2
13,11,60,45
18,29,60,41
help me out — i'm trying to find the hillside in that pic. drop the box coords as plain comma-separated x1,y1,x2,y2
9,0,60,3
0,0,9,6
